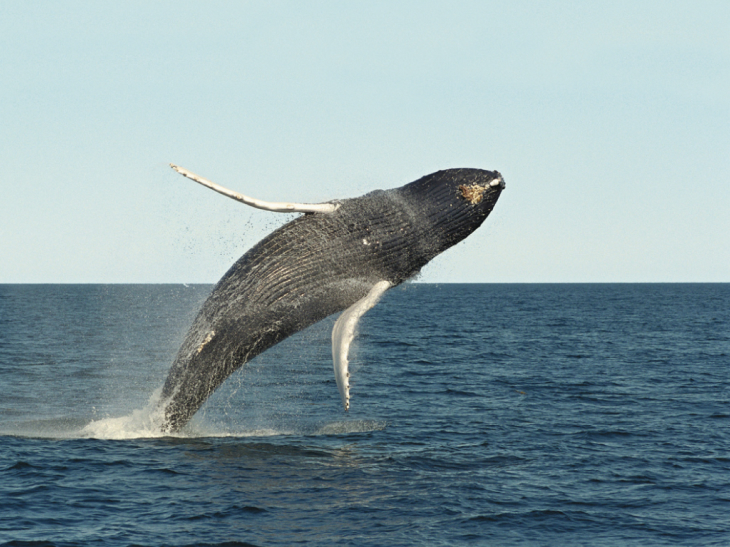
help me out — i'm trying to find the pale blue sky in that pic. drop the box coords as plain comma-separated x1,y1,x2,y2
1,1,728,283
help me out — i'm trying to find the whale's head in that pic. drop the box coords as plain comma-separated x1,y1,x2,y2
396,168,505,252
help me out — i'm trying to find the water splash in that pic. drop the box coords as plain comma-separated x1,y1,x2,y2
80,388,168,439
78,388,386,440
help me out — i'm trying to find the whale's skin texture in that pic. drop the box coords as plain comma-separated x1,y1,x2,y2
159,168,504,432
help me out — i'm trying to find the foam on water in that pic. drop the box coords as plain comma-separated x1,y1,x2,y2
315,419,387,435
79,389,387,440
78,389,279,439
80,388,168,439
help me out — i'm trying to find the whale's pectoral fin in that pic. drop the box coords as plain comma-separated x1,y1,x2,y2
331,280,392,411
170,164,340,214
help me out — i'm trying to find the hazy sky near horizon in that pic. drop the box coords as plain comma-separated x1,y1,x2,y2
1,1,728,283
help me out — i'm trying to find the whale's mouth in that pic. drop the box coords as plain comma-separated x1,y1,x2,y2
458,173,504,205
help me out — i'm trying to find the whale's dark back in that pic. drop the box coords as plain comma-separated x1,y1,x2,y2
160,168,504,431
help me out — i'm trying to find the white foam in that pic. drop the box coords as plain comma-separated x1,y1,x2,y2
78,389,387,440
80,389,168,439
79,388,296,440
315,419,387,435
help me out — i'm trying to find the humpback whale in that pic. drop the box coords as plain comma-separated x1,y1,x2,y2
159,165,505,432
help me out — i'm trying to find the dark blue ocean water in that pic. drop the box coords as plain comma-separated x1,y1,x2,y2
1,284,728,546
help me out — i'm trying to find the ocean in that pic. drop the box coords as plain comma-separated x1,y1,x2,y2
1,283,728,546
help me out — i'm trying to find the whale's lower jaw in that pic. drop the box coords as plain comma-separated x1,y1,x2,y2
158,168,504,432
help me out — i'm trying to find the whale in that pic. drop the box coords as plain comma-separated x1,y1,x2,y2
159,165,505,432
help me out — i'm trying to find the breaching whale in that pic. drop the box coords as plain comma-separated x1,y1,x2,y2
159,164,505,432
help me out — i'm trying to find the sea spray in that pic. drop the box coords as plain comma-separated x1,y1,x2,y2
81,388,169,439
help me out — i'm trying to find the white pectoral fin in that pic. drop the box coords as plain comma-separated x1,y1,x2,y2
331,280,392,411
170,164,339,214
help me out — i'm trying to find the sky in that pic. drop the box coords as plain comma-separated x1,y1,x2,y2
1,0,728,283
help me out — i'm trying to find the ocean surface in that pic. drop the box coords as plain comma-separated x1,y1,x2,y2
1,283,728,546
